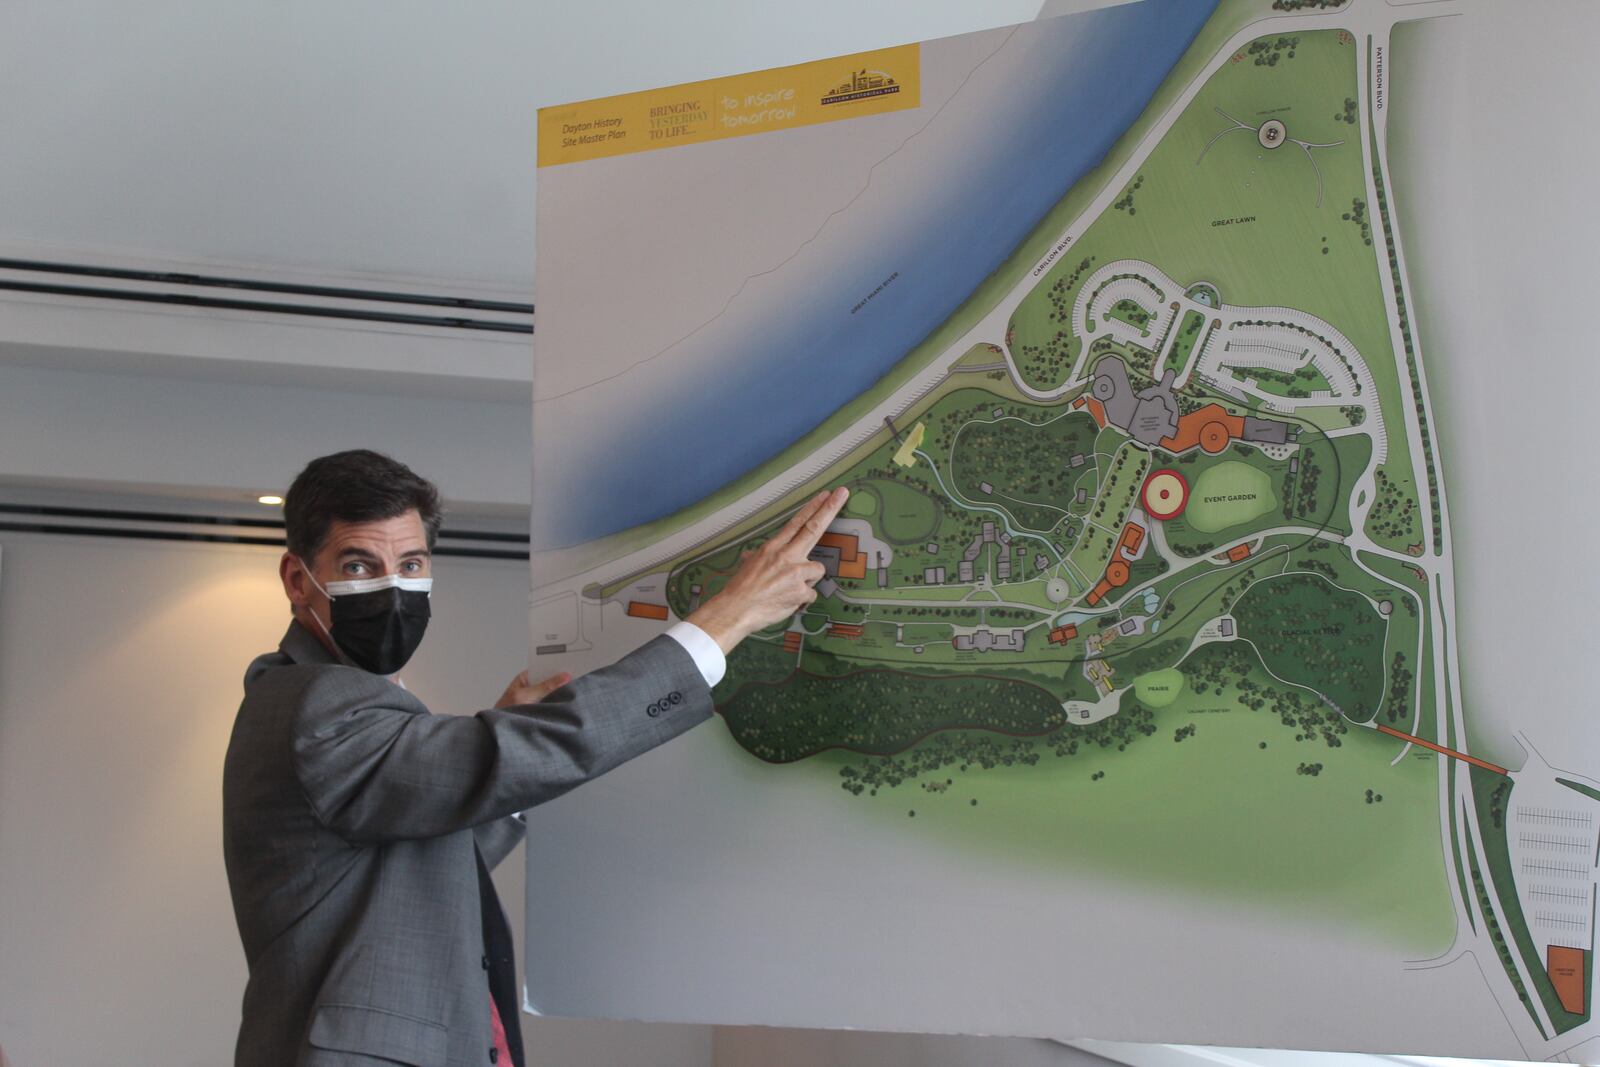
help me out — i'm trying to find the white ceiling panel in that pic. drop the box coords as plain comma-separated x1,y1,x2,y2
0,0,1051,292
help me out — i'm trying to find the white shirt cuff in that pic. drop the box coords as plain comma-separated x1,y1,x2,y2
664,621,727,688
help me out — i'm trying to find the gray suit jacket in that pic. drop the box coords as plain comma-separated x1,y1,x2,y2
223,621,711,1067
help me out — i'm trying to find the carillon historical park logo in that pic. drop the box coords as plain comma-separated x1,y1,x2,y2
821,68,901,106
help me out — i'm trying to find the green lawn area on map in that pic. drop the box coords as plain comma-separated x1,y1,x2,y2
649,24,1450,936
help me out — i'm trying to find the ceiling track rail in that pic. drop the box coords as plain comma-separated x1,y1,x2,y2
0,502,530,561
0,257,533,334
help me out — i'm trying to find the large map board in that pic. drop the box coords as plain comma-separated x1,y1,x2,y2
528,0,1600,1055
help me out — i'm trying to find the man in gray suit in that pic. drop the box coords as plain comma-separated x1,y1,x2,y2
223,449,846,1066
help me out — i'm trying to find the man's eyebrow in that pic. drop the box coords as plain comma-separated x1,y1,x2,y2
399,547,432,559
336,547,382,563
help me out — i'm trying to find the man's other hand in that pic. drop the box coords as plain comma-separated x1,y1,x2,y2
495,669,573,708
686,487,849,656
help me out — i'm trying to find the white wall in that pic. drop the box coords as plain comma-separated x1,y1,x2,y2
715,1028,1100,1067
0,534,263,1065
0,1,1262,1063
0,524,1100,1066
11,1,1548,1064
0,362,533,512
0,530,717,1065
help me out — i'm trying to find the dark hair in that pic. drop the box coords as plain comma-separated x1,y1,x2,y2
283,449,444,562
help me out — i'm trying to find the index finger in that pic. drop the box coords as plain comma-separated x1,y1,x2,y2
771,490,831,547
782,487,850,557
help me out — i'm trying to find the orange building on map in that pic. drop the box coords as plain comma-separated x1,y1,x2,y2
1159,403,1246,455
827,622,864,640
1048,623,1079,645
1079,395,1109,428
626,601,670,621
1548,945,1587,1014
1086,521,1147,607
814,531,869,580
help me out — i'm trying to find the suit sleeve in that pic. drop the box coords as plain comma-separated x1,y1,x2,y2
473,816,526,871
290,634,713,844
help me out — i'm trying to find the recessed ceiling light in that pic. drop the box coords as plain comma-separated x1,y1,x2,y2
257,494,284,506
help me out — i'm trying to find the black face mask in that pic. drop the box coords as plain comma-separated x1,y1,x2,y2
304,566,433,675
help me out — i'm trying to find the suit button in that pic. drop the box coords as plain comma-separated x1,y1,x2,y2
668,691,682,705
646,702,661,717
482,954,490,970
490,1048,500,1063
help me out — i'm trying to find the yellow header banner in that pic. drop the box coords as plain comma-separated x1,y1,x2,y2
538,43,920,168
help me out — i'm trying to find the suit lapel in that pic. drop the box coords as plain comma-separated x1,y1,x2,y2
278,619,427,711
280,619,338,667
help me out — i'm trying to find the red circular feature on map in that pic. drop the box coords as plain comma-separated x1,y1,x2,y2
1141,469,1190,520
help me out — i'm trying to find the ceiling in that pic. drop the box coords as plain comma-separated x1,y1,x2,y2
0,0,1148,511
0,0,1068,295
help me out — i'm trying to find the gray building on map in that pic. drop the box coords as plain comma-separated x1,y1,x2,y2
809,542,845,576
953,628,1025,652
1091,359,1178,446
1241,416,1289,445
1091,355,1294,449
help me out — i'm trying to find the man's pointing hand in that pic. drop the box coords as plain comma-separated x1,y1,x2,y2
687,487,850,656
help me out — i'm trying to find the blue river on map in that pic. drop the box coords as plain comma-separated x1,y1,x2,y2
541,0,1218,547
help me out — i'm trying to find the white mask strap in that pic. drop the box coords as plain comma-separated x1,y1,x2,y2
299,557,333,600
297,558,345,660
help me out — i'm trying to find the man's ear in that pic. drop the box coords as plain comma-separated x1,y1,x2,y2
279,552,310,611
